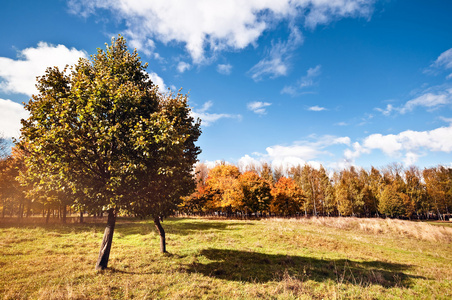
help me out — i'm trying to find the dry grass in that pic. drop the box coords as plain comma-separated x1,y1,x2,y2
1,216,451,299
274,217,452,242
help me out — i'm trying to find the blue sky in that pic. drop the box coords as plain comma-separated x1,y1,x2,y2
1,0,452,171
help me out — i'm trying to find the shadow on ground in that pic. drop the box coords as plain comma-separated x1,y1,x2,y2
0,217,252,237
186,248,423,288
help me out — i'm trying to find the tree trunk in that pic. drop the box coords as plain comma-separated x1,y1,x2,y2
80,211,84,223
154,216,167,253
62,205,67,224
95,209,116,271
46,208,51,224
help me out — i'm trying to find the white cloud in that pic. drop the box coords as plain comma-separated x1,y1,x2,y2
376,87,452,115
0,42,87,96
125,30,162,60
0,99,28,139
344,142,370,161
191,100,241,126
238,154,262,171
375,104,394,116
400,89,452,113
148,72,167,93
69,0,376,64
247,101,272,115
308,105,326,111
249,134,350,169
281,64,322,95
343,125,452,166
363,133,402,156
303,0,375,29
177,61,191,73
403,152,421,166
217,64,232,75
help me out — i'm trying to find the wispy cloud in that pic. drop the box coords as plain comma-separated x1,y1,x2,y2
427,48,452,78
247,101,272,115
0,42,87,96
217,63,232,75
307,105,326,111
375,104,395,116
249,27,303,81
281,65,322,96
191,101,241,126
375,87,452,115
401,89,452,113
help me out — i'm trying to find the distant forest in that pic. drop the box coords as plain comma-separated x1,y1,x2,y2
180,162,451,220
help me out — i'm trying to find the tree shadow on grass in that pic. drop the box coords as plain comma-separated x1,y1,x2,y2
164,218,255,236
113,217,247,237
186,248,424,288
0,217,254,237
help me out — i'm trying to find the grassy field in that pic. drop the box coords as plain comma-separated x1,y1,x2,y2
1,216,451,299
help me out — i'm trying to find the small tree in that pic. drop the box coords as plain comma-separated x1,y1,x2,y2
19,36,201,269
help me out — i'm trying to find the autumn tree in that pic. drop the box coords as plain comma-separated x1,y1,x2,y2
0,156,17,218
378,183,412,218
367,167,384,217
19,36,200,269
423,166,452,220
318,166,336,216
357,169,379,217
334,167,365,216
205,164,243,214
239,171,272,215
270,177,305,216
405,166,428,219
260,162,274,185
0,147,28,218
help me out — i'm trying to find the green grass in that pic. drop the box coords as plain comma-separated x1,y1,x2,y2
1,217,451,299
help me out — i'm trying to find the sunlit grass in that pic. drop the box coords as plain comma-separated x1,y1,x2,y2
1,217,451,299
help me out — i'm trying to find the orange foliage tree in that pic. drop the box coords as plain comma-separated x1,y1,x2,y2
270,177,305,216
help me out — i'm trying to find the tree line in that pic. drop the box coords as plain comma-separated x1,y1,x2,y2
180,162,452,220
2,146,452,222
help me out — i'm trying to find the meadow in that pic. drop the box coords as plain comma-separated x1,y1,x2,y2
1,216,451,299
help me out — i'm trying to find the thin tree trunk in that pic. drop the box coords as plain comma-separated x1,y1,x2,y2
80,211,84,223
62,205,67,224
95,209,116,271
46,208,51,224
154,216,167,253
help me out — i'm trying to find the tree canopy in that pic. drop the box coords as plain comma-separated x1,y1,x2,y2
18,35,201,265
